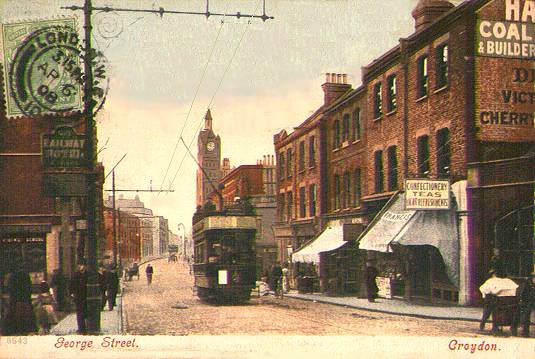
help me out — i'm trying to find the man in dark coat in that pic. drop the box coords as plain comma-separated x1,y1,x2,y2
5,264,37,335
516,274,534,337
98,266,107,311
105,268,119,311
270,264,283,297
69,261,88,334
146,264,154,286
50,269,67,311
365,261,379,302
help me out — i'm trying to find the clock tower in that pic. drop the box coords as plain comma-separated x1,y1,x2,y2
196,109,222,207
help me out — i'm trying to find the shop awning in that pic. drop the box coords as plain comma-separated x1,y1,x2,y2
357,193,416,253
357,192,459,285
291,224,346,264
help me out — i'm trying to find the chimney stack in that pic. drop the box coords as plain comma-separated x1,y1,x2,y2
411,0,454,32
322,73,352,106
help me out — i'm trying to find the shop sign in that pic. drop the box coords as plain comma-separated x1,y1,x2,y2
477,1,535,60
405,179,450,210
42,126,87,167
43,173,87,197
76,219,87,230
376,277,393,299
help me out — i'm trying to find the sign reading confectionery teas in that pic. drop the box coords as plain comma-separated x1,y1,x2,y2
404,179,450,210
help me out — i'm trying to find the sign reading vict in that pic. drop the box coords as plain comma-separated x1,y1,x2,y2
477,0,535,59
42,126,87,167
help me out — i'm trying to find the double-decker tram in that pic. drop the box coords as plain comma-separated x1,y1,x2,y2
192,201,256,304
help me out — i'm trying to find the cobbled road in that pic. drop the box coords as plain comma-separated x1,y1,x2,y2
122,258,493,336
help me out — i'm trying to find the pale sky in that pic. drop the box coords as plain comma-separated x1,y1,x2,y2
1,0,464,233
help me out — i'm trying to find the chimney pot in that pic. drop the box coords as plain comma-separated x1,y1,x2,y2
337,74,342,83
325,73,330,83
342,74,347,84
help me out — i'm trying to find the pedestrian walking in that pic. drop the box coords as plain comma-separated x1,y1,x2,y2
479,266,518,334
33,282,57,335
105,268,120,311
479,253,506,331
365,261,379,302
282,263,290,293
270,263,283,297
516,272,534,337
5,263,37,335
49,269,67,311
146,264,154,286
98,266,107,311
69,260,88,334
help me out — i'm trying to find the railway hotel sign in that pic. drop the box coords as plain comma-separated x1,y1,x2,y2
42,126,87,167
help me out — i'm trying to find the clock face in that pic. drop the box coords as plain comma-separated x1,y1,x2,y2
206,141,215,152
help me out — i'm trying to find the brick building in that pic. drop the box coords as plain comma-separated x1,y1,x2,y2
275,0,535,305
0,107,106,293
105,195,160,259
103,207,142,268
273,105,326,270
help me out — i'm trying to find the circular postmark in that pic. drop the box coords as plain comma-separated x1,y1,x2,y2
96,11,124,40
8,24,108,120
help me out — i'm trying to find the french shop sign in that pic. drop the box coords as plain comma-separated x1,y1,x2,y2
404,179,450,210
477,0,535,59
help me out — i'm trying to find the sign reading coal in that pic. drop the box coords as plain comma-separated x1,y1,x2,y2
405,179,450,210
477,0,535,59
42,126,87,167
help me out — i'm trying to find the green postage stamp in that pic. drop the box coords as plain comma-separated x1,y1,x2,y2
0,17,84,118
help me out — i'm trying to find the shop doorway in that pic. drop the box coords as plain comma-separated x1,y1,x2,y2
495,204,534,278
409,246,432,299
0,237,47,290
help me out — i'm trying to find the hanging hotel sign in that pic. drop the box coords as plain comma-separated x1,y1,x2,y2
42,126,87,167
404,179,450,210
477,1,535,59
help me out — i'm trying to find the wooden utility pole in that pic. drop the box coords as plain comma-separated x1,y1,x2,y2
82,0,100,334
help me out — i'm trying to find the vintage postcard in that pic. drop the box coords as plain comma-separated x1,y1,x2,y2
0,0,534,358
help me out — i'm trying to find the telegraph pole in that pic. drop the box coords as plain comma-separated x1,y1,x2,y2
82,0,100,334
63,0,273,334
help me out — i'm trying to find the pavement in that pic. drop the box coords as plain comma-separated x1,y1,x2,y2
50,287,487,335
284,291,483,322
50,294,123,335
